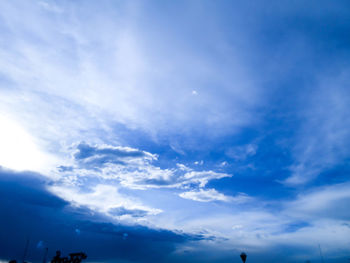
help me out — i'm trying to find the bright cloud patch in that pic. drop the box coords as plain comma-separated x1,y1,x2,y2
57,142,232,191
179,189,233,202
51,142,235,227
285,182,350,220
0,114,55,172
50,184,162,224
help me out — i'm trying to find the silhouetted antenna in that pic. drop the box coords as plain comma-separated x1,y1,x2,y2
318,244,325,263
42,247,48,263
22,238,30,263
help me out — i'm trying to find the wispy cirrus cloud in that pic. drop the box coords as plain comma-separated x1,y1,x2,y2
0,0,262,156
285,182,350,220
284,70,350,185
225,143,258,161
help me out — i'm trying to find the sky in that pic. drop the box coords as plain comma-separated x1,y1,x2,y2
0,0,350,262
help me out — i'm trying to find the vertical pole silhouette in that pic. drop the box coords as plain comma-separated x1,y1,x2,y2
318,244,325,263
42,248,48,263
240,252,247,263
22,239,29,263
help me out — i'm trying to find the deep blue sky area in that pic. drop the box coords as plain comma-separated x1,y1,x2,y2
0,1,350,262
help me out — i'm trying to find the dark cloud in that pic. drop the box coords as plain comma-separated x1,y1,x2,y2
0,168,195,263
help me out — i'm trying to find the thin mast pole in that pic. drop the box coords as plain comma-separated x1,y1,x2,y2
318,244,325,263
42,247,48,263
22,238,29,263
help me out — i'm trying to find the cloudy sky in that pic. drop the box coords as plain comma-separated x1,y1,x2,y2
0,1,350,262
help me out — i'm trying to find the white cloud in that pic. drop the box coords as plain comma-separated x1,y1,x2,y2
219,161,228,167
50,184,162,223
179,189,246,203
157,182,350,254
182,170,231,188
37,1,63,13
285,182,350,220
226,143,257,161
176,163,192,171
56,143,232,190
51,143,238,229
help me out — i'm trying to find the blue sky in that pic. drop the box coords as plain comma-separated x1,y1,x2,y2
0,0,350,262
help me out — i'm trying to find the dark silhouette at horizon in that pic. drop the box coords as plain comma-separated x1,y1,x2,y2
50,251,87,263
7,250,87,263
240,252,247,263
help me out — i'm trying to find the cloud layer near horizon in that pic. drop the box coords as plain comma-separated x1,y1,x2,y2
0,168,200,263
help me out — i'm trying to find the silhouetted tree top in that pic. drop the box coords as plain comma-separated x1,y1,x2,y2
50,251,87,263
240,252,247,263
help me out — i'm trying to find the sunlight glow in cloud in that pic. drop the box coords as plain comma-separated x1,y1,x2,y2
0,114,52,172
